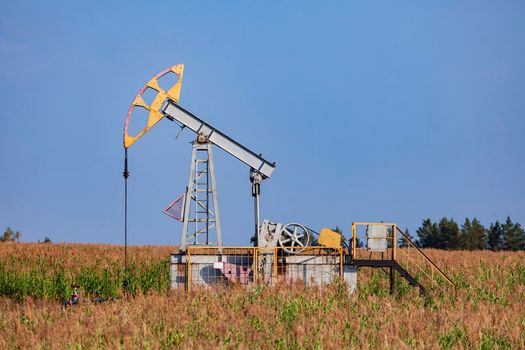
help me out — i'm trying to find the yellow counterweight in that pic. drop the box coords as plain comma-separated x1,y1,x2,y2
123,64,184,149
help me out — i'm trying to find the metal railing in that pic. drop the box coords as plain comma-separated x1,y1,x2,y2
351,222,397,261
178,224,456,294
271,246,343,287
182,246,344,290
186,247,257,290
395,227,455,292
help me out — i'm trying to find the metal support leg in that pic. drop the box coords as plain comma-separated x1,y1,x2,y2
181,145,197,251
390,266,395,295
207,145,222,249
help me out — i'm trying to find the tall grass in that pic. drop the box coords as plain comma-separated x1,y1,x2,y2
0,259,169,300
0,243,173,300
0,243,524,349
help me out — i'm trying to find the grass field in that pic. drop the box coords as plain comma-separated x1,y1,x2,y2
1,243,524,349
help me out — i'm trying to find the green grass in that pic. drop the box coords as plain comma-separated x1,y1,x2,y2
0,259,170,301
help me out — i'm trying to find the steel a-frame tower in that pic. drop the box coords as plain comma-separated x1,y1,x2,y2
181,140,222,250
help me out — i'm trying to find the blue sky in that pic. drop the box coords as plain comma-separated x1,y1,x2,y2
1,1,524,245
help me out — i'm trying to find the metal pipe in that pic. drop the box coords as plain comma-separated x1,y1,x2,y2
250,172,262,245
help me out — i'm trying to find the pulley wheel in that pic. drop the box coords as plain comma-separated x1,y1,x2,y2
278,223,310,253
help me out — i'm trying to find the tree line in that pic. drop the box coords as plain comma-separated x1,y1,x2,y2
401,216,525,251
1,227,52,243
1,227,21,242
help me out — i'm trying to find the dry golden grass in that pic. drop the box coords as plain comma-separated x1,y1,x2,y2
1,243,524,349
0,242,175,270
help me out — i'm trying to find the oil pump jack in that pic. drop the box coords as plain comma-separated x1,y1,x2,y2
122,64,455,295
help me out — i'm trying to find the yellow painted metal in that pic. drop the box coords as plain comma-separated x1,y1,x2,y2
339,247,343,277
352,223,356,258
318,228,342,248
187,248,191,291
183,246,349,289
393,224,397,260
187,246,255,250
353,222,397,226
395,226,455,289
253,248,258,283
123,64,184,149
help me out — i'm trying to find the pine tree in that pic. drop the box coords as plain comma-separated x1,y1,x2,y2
461,218,472,249
502,216,525,251
417,219,441,248
438,217,461,249
398,228,417,247
461,218,487,250
487,221,503,251
470,218,487,250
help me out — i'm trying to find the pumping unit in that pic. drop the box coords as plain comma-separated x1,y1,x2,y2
123,64,454,294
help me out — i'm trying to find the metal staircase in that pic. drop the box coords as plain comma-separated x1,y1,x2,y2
350,222,455,295
394,226,455,294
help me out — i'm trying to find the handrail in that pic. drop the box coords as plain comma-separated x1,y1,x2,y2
396,227,455,288
397,247,435,288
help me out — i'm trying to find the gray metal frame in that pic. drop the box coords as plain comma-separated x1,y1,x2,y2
162,99,276,249
181,142,222,250
162,101,276,178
